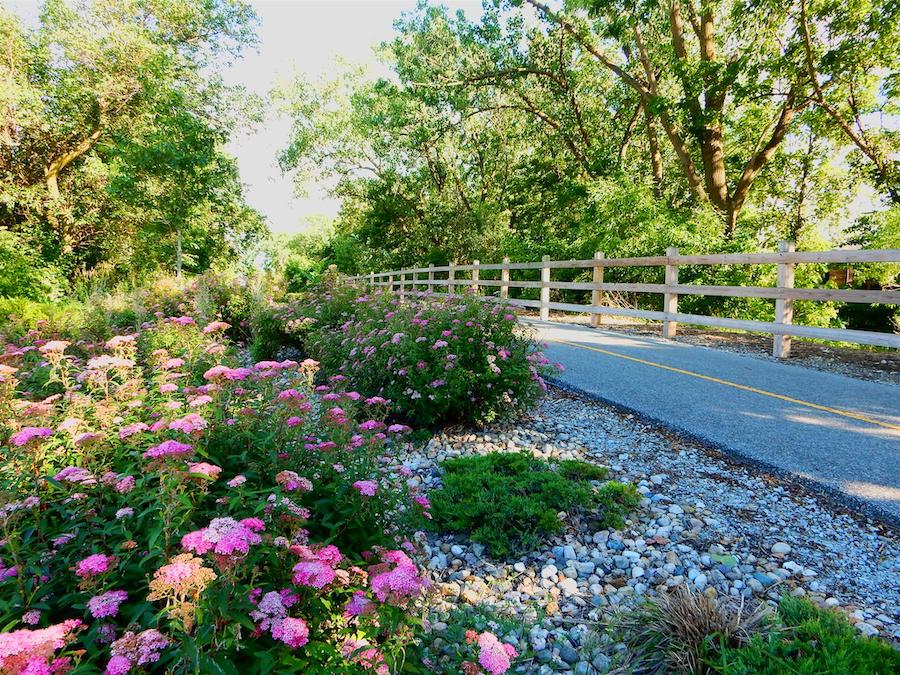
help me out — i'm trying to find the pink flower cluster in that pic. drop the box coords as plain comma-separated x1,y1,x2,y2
9,427,53,447
181,517,265,557
75,554,115,578
291,545,342,589
87,590,128,619
0,619,81,675
369,550,426,605
106,629,169,674
275,471,312,492
474,631,518,675
143,440,193,460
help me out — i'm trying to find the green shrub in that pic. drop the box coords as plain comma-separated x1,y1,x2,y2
558,459,609,482
595,481,643,529
290,285,557,426
714,596,900,674
429,452,596,557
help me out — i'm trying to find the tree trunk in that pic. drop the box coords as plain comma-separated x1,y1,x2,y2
642,103,664,195
176,227,183,278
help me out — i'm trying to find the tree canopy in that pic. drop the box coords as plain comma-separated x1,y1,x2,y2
0,0,264,294
277,0,898,275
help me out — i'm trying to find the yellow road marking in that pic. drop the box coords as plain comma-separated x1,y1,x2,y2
548,337,900,432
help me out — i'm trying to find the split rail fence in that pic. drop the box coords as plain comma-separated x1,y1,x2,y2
346,243,900,358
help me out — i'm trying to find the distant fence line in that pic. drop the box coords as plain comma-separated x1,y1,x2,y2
345,242,900,358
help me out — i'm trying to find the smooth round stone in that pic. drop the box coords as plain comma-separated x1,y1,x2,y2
771,542,792,555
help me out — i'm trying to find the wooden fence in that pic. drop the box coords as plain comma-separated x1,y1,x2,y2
346,243,900,358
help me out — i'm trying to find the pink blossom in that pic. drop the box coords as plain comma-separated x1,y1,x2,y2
143,440,193,459
186,462,222,480
291,561,335,589
38,340,70,354
87,591,128,619
477,632,517,674
352,480,378,497
369,550,426,604
118,423,149,440
276,471,312,492
75,554,115,578
181,517,264,557
226,475,247,488
344,591,374,617
108,629,169,669
168,414,207,435
357,420,382,432
161,358,184,370
53,467,96,486
387,424,411,433
202,321,231,334
270,617,309,649
0,619,81,674
9,427,52,447
21,610,40,626
105,655,131,675
115,476,135,493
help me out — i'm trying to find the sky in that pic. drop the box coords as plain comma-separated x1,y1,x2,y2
223,0,485,235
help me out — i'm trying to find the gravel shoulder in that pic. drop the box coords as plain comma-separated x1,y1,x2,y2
406,391,900,672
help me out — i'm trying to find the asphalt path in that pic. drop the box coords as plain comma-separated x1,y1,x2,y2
524,319,900,524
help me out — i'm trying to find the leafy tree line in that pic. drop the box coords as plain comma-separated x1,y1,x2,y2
0,0,265,298
276,0,898,298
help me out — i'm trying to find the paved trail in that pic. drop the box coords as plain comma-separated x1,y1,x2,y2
524,319,900,523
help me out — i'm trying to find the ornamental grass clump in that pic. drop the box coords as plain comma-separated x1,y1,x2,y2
284,284,559,426
0,307,436,673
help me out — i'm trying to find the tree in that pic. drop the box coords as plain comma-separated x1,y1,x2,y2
521,0,897,233
0,0,263,283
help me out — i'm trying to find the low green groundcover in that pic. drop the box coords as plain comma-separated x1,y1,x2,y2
714,596,900,673
429,452,640,557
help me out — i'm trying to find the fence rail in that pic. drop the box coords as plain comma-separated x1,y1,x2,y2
346,243,900,357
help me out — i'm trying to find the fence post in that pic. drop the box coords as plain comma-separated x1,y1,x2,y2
540,254,551,320
369,272,374,289
500,256,510,299
448,262,456,296
773,240,796,358
411,268,418,293
471,260,479,295
428,264,434,292
399,271,406,300
662,247,679,338
387,273,394,294
591,251,605,328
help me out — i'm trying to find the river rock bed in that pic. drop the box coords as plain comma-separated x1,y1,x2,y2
399,390,900,672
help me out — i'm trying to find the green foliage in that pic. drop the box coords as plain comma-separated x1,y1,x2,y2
557,459,609,482
428,452,596,557
293,285,555,426
0,230,67,301
0,0,265,285
714,596,900,673
595,481,642,530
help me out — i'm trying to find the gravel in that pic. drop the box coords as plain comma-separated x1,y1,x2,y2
401,391,900,672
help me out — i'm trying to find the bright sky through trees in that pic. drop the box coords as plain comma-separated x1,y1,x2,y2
221,0,486,233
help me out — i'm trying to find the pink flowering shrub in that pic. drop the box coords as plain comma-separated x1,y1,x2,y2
0,312,432,672
283,284,557,425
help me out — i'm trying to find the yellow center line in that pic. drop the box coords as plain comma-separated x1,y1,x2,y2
548,337,900,432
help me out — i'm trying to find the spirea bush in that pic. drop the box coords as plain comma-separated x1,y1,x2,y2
0,315,451,673
294,285,558,426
